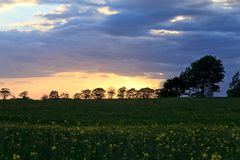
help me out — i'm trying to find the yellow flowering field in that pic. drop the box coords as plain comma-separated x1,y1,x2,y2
0,98,239,159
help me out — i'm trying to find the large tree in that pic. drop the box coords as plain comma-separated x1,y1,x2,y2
73,93,82,99
81,89,92,99
92,88,106,99
19,91,29,99
126,88,137,99
107,87,116,99
181,55,225,97
160,77,186,97
49,90,60,99
60,92,70,99
137,88,155,99
154,89,161,98
0,88,11,100
117,87,127,99
227,72,240,97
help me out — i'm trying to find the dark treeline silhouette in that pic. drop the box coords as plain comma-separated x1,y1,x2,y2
19,91,29,99
227,72,240,97
0,88,11,100
0,88,31,100
40,87,160,100
160,55,225,97
0,55,239,100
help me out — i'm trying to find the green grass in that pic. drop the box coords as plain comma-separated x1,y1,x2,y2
0,98,239,159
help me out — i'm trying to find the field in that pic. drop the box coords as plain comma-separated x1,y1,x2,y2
0,98,240,160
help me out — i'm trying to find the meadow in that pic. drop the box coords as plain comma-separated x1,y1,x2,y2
0,98,240,160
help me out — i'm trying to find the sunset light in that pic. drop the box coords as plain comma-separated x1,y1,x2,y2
0,72,162,99
0,0,240,159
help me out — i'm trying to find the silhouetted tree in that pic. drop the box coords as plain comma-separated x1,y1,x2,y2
107,87,116,99
81,89,92,99
179,67,196,96
0,88,11,100
117,87,127,99
60,92,69,99
137,88,155,99
41,94,48,100
126,88,137,99
154,89,161,98
160,77,186,97
49,90,59,99
92,88,106,99
19,91,29,99
181,55,225,97
227,72,240,97
73,93,82,99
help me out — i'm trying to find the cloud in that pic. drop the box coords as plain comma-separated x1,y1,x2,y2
97,6,119,15
0,0,37,12
149,29,183,36
9,19,67,32
35,4,68,17
170,15,192,23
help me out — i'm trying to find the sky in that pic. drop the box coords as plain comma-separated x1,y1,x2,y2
0,0,239,99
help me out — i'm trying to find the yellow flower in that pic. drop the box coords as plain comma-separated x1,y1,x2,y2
211,153,222,160
109,144,113,150
13,154,21,160
143,152,149,158
30,152,37,156
202,153,208,158
51,146,57,151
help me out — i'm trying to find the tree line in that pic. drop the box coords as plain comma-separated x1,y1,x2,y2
160,55,240,97
0,87,160,100
0,55,239,100
41,87,159,100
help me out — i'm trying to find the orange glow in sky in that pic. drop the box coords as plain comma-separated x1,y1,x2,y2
0,72,164,99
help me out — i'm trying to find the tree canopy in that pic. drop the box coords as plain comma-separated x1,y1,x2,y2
107,87,116,99
227,72,240,97
92,88,106,99
160,55,225,97
49,90,60,99
0,88,11,100
160,77,186,97
19,91,29,99
117,87,127,99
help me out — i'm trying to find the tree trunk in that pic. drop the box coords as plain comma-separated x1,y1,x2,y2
201,80,205,98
